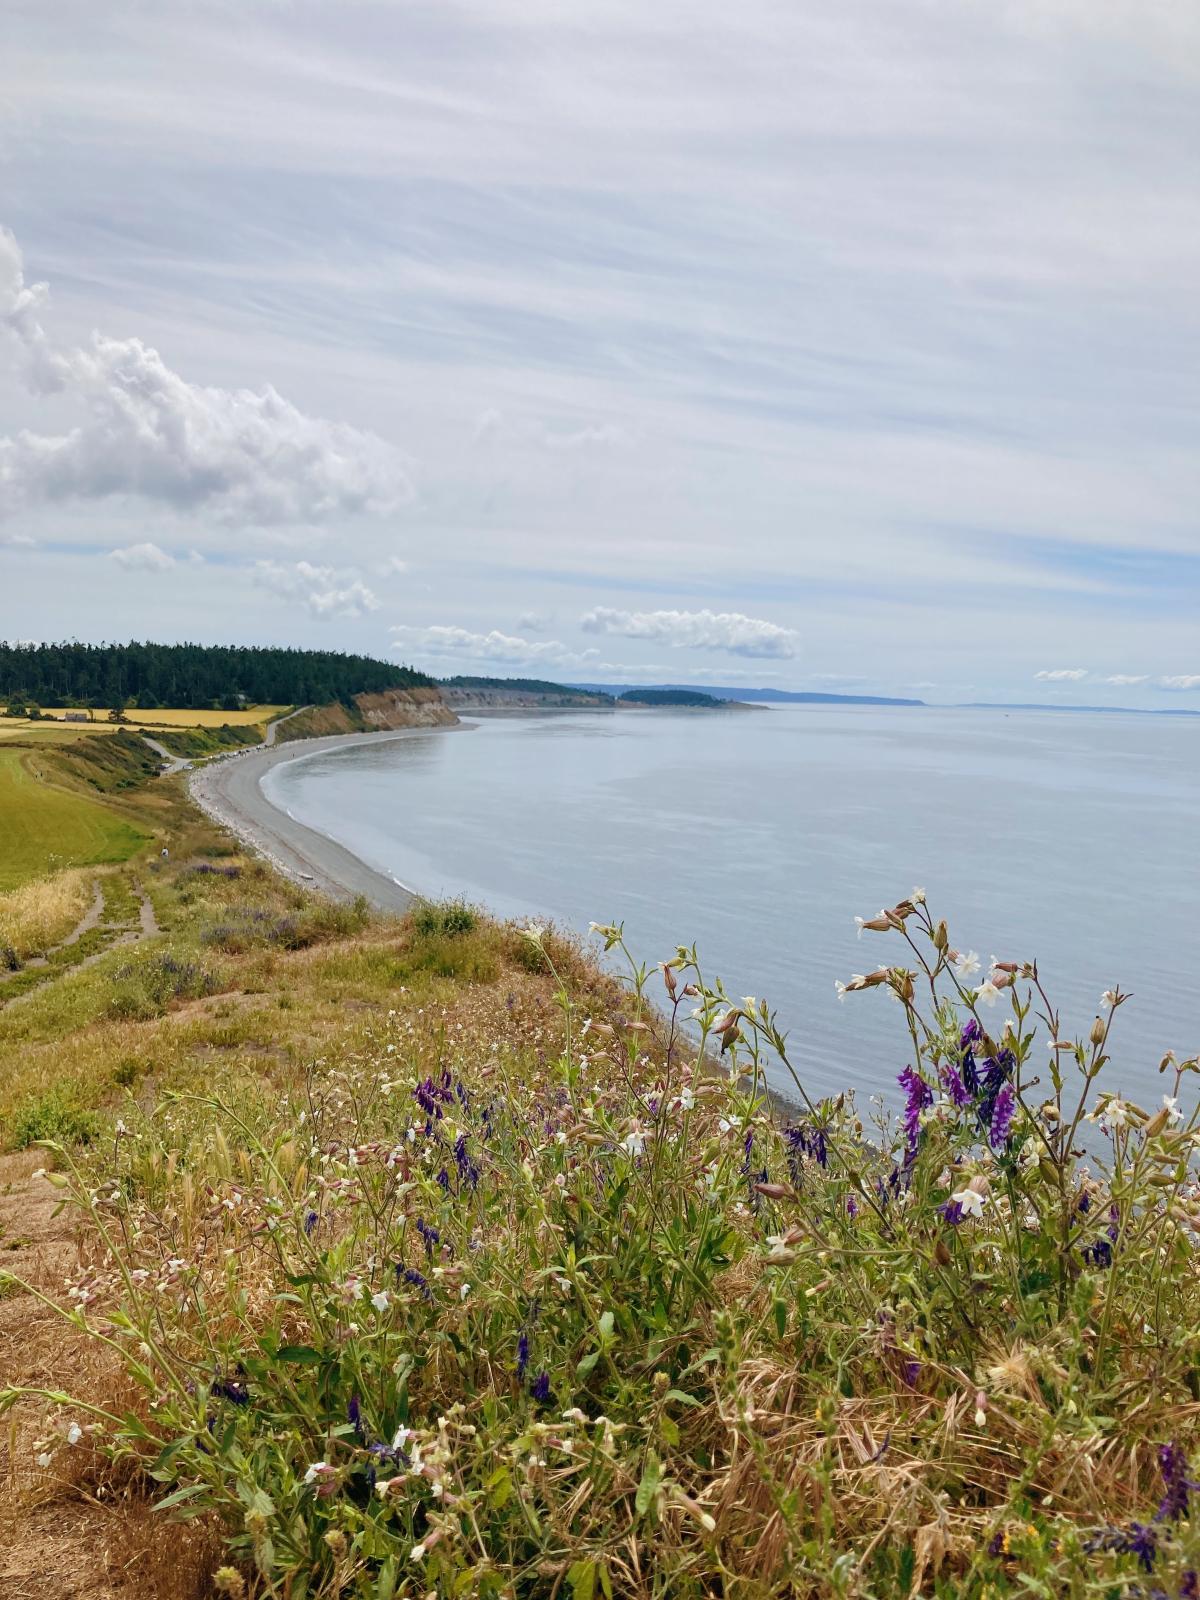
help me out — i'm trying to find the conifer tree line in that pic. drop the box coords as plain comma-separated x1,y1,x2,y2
0,641,431,711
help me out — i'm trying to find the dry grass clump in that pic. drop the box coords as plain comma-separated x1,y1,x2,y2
0,868,94,961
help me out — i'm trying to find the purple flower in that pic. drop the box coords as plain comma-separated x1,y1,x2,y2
516,1331,530,1379
398,1266,433,1302
1127,1522,1158,1573
940,1061,973,1109
846,1195,859,1219
960,1018,982,1048
454,1134,480,1191
989,1085,1016,1149
901,1359,921,1389
1156,1443,1198,1523
211,1376,249,1406
530,1371,552,1404
348,1395,362,1434
415,1218,440,1257
303,1209,319,1236
897,1066,933,1151
939,1198,966,1227
1082,1239,1112,1269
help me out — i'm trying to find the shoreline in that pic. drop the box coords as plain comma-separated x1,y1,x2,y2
187,726,466,913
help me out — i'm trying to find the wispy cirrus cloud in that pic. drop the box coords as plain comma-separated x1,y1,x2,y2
0,227,410,527
1034,668,1089,682
581,607,798,659
390,624,590,668
1101,673,1150,686
254,560,379,618
1160,675,1200,691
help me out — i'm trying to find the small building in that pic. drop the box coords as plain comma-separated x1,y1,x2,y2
63,711,89,722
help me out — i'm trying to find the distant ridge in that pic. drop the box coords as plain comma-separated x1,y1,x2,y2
568,682,925,707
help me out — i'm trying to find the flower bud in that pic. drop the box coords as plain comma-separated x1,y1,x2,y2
933,921,949,952
1142,1107,1170,1139
1089,1016,1107,1046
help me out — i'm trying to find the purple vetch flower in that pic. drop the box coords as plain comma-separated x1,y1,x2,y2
1126,1522,1158,1573
939,1060,973,1109
960,1019,982,1048
415,1218,440,1257
454,1134,480,1191
989,1085,1016,1149
348,1395,362,1435
1181,1571,1198,1599
901,1359,921,1389
1107,1204,1121,1245
436,1167,450,1191
1156,1442,1198,1523
303,1210,319,1236
846,1195,859,1219
398,1266,433,1302
211,1376,249,1406
897,1066,933,1150
939,1198,966,1227
1082,1239,1113,1269
530,1371,552,1404
516,1331,530,1379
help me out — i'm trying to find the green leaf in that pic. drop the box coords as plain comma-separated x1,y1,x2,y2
576,1350,601,1381
276,1345,324,1365
635,1452,662,1517
568,1560,596,1600
152,1481,208,1511
664,1389,701,1407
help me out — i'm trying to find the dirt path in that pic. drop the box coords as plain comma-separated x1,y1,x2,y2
0,881,106,987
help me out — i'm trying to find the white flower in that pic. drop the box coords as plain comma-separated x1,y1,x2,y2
854,916,866,938
954,950,982,979
1163,1095,1183,1126
621,1128,647,1157
1105,1098,1129,1129
304,1460,330,1484
371,1290,390,1312
911,886,926,904
835,981,848,1002
949,1186,987,1220
522,923,545,944
460,1282,471,1300
410,1542,426,1561
975,980,1002,1008
678,1087,695,1112
392,1426,411,1450
36,1450,52,1468
1100,990,1117,1009
66,1422,82,1446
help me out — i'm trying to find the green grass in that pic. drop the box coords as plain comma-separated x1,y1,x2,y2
0,750,149,889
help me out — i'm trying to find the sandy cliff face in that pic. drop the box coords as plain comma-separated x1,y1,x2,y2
354,687,458,728
279,688,458,740
439,687,610,710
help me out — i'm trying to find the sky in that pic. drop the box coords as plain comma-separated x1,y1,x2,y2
1,0,1198,703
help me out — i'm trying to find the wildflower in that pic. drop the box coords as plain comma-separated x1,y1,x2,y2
1081,1239,1112,1269
348,1396,362,1434
1156,1442,1198,1523
398,1266,433,1302
960,1018,982,1048
212,1376,250,1406
989,1085,1016,1149
835,980,848,1001
897,1066,933,1152
522,924,545,944
954,950,982,980
939,1060,973,1109
846,1195,859,1218
66,1422,82,1446
415,1218,440,1257
1162,1095,1183,1126
973,1390,988,1428
516,1331,530,1379
303,1209,319,1236
621,1126,647,1157
975,979,1002,1008
911,886,926,903
531,1371,553,1404
1100,989,1117,1008
371,1290,390,1313
949,1186,986,1220
453,1133,480,1190
303,1461,339,1497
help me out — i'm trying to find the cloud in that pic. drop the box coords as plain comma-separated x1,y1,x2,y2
1100,673,1149,686
391,624,590,667
0,227,410,525
376,556,409,576
580,607,798,659
1160,675,1200,691
0,530,35,547
254,559,380,618
517,611,552,633
1034,668,1089,681
109,541,175,572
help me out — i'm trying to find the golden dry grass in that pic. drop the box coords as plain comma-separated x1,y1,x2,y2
0,869,95,960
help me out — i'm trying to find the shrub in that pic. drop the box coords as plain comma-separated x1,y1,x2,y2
412,898,477,938
106,950,219,1019
10,1086,99,1149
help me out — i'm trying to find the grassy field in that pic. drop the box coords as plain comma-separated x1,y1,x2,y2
0,718,121,743
3,705,287,730
0,749,149,889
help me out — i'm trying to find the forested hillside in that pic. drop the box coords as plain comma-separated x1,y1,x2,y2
0,641,431,709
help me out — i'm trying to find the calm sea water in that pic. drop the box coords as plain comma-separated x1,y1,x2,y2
263,707,1200,1106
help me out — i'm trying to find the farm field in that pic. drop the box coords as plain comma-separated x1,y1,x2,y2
0,748,149,889
29,705,287,727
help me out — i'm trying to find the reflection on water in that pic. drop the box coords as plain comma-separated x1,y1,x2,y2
264,707,1200,1105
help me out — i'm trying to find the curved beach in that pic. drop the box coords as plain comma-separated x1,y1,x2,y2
188,728,463,913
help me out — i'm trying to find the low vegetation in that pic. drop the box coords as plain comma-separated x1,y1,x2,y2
3,865,1200,1597
0,866,94,961
0,747,149,889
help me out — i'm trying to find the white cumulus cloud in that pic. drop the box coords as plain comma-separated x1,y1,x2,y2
0,227,410,525
1034,668,1089,681
391,624,591,668
254,559,380,618
1160,674,1200,691
580,607,798,659
109,541,175,572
